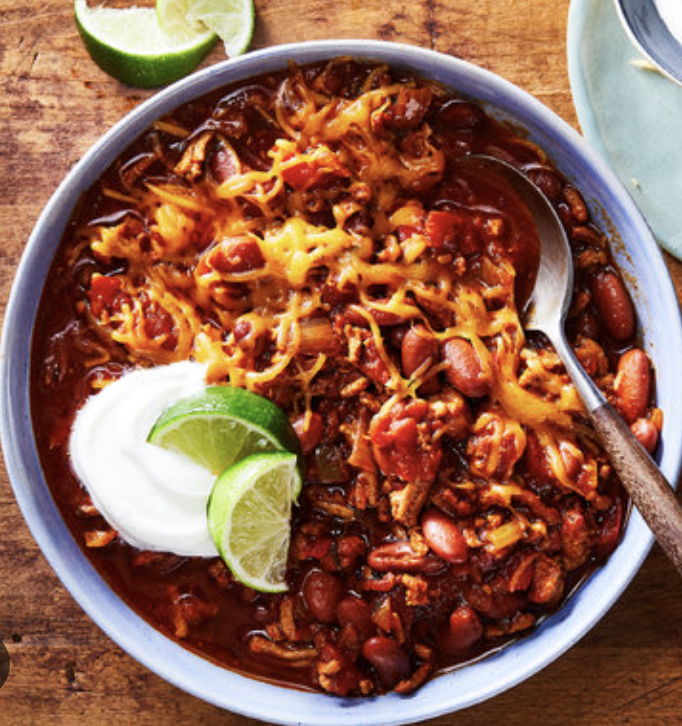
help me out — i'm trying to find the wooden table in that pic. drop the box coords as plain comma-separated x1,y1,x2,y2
2,1,682,723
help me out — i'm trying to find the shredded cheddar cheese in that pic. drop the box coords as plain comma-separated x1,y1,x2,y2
79,60,594,502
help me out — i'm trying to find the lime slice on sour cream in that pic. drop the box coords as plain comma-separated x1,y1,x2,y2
207,452,302,593
70,361,302,592
147,384,300,475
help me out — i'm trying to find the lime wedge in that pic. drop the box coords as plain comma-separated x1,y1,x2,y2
208,452,301,592
147,385,300,475
158,0,255,58
74,0,217,88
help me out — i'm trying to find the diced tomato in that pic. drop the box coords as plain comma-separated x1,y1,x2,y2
144,304,175,341
281,150,350,191
281,159,316,190
503,551,537,592
88,275,124,317
425,210,458,249
314,643,363,696
395,224,421,242
357,336,391,385
369,399,441,483
291,532,332,562
467,584,527,620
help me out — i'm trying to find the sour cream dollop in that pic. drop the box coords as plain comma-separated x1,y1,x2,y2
69,361,218,557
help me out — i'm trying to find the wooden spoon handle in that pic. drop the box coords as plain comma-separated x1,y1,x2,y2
550,327,682,574
592,402,682,575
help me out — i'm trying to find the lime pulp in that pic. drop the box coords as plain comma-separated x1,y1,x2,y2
74,0,217,88
147,385,300,475
207,452,302,593
157,0,256,59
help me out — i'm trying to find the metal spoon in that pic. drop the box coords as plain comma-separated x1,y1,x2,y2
464,154,682,575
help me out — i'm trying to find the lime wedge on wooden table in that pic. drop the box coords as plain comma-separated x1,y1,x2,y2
148,385,300,475
74,0,217,88
208,452,302,592
158,0,256,59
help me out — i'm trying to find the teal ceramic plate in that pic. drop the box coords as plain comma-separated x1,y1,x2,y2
568,0,682,259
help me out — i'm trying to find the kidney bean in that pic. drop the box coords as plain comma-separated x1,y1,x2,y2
210,143,240,184
368,541,443,574
337,596,375,640
563,185,588,223
199,236,265,275
389,326,409,360
443,338,490,398
631,417,659,453
421,507,469,564
523,430,554,484
595,496,624,557
556,201,573,230
436,100,487,130
558,441,582,481
571,225,602,247
591,271,635,341
345,300,417,327
401,325,437,379
292,411,324,454
527,167,563,203
615,348,650,424
361,636,411,689
302,569,343,624
442,605,483,654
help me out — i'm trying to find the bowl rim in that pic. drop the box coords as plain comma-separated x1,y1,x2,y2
3,38,682,725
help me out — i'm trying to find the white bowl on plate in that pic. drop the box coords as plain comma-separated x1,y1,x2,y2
615,0,682,85
2,39,682,725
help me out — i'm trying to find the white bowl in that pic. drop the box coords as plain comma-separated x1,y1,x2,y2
615,0,682,86
3,39,682,725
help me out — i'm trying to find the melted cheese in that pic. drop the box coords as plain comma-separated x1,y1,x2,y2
80,64,586,451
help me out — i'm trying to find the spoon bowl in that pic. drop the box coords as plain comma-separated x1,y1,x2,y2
467,154,682,576
460,155,574,337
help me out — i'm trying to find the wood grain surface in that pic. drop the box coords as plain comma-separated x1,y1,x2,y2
3,1,682,724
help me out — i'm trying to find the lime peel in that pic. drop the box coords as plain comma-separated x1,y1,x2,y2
74,0,217,88
148,384,302,592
